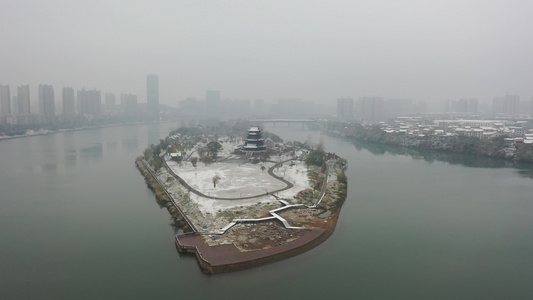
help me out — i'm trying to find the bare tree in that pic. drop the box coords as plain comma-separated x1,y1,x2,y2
212,175,221,188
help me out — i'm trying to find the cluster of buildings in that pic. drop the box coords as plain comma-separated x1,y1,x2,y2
337,94,533,124
179,92,326,119
3,76,533,126
337,97,428,123
381,116,533,145
0,74,159,125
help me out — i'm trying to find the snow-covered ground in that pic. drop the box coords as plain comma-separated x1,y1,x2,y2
167,160,285,198
271,161,309,199
164,142,311,216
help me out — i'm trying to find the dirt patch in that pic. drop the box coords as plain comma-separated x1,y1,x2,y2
206,221,308,252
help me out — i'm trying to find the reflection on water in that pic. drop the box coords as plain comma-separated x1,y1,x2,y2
79,143,103,163
337,134,533,179
121,139,139,152
107,141,117,151
79,144,103,154
42,163,57,173
148,125,160,146
516,168,533,179
1,122,533,299
65,154,77,168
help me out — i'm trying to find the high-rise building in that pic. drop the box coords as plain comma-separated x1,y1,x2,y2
467,98,478,113
105,93,116,111
0,84,11,117
206,90,220,117
146,74,159,119
77,89,101,117
385,99,412,117
17,85,31,115
337,98,354,120
449,98,478,113
121,94,138,116
62,87,76,121
271,98,307,118
493,95,520,115
357,97,384,123
253,99,265,116
230,99,251,118
456,99,469,112
38,84,55,120
12,95,18,115
179,97,203,116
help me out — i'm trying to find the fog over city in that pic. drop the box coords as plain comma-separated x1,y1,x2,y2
2,0,533,107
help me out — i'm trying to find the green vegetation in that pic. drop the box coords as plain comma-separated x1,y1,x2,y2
262,132,283,143
206,141,223,159
260,149,272,162
191,157,198,167
172,127,202,137
337,170,347,184
515,144,533,162
152,156,163,172
201,156,213,166
305,148,325,167
216,210,237,222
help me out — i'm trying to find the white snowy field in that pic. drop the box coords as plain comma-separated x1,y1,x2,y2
161,141,312,220
167,159,285,199
271,161,309,199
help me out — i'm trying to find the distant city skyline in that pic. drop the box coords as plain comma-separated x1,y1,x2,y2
0,78,530,112
38,84,55,120
1,80,533,120
1,1,533,106
146,74,159,119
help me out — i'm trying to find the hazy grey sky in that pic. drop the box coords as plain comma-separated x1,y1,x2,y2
1,0,532,105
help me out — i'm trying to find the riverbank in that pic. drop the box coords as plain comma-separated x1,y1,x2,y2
175,223,337,274
135,159,193,232
138,155,346,273
0,120,165,141
322,122,533,163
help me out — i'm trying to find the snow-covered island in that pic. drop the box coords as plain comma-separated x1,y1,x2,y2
136,124,347,273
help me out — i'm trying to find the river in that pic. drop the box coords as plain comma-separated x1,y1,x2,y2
1,122,532,299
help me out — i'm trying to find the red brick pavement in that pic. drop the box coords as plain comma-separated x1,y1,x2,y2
176,228,327,273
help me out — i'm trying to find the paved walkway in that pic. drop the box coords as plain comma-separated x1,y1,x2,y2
158,152,330,234
212,200,306,234
208,162,330,234
163,156,295,200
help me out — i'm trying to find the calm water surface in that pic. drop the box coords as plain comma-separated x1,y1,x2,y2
1,123,532,299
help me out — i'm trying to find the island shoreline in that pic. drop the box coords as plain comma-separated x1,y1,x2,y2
136,156,345,274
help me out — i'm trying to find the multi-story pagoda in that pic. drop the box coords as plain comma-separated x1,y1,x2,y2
243,126,266,151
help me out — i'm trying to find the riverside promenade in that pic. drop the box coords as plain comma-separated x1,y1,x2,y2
176,228,330,274
168,156,335,274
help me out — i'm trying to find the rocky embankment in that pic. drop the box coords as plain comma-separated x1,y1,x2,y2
135,160,192,232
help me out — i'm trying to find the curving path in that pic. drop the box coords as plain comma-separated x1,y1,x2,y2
163,157,295,201
159,153,331,234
